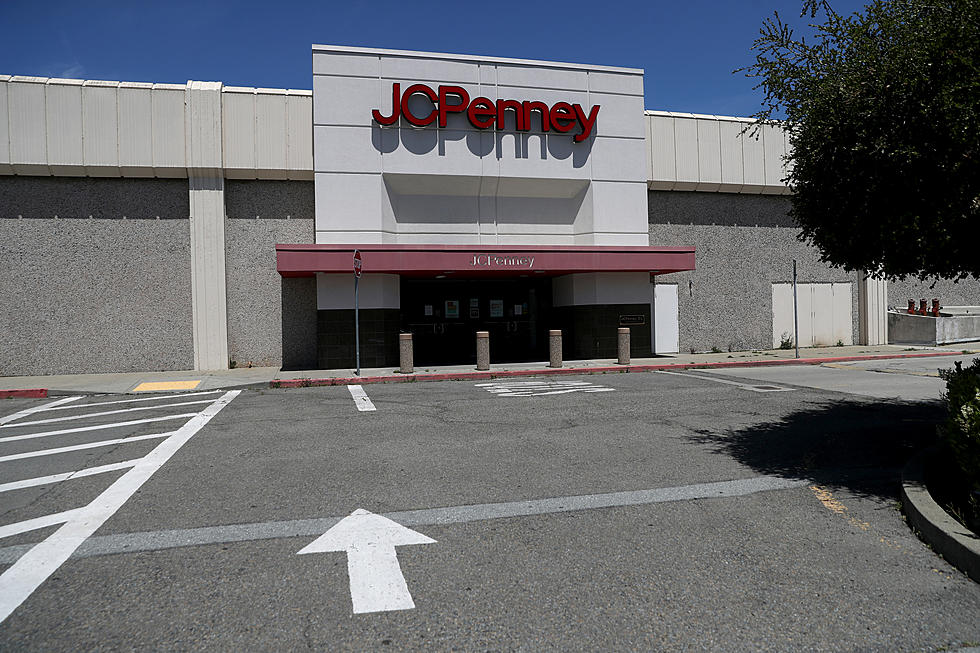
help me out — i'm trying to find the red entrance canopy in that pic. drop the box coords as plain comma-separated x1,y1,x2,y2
276,244,695,278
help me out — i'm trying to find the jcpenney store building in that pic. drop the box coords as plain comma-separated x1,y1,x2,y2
2,46,976,375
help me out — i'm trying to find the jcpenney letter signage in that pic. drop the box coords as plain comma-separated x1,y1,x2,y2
373,83,600,143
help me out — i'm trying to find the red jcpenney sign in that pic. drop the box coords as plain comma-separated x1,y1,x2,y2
372,83,600,143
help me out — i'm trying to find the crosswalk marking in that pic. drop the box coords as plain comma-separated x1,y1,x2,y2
0,431,176,463
0,389,241,625
0,396,82,426
0,460,140,494
39,390,223,412
0,398,216,428
0,413,199,444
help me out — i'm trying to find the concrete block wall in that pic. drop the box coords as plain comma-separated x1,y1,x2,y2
224,180,315,368
0,177,194,375
889,278,980,311
648,191,860,353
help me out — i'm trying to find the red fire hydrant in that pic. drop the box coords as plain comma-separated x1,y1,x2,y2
908,299,916,314
919,299,928,316
931,298,940,317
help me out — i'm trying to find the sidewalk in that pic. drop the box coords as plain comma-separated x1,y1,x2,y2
2,344,977,396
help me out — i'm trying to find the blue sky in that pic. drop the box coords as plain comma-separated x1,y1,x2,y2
0,0,867,117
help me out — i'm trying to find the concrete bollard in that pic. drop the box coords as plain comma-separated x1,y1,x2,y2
549,330,563,368
476,331,490,370
617,327,631,365
399,332,414,374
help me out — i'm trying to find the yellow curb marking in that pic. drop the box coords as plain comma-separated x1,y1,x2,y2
132,380,202,392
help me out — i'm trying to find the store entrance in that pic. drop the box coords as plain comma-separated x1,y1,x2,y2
401,277,553,366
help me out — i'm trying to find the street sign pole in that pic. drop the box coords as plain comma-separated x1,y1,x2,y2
353,250,362,376
792,259,800,360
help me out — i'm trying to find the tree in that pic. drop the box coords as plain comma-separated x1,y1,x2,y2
743,0,980,281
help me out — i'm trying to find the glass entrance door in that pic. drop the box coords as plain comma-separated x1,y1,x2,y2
400,277,552,365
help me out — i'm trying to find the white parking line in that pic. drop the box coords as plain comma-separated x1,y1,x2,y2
0,460,140,493
0,398,216,428
348,385,377,412
0,431,176,463
0,508,86,540
657,370,794,393
38,390,223,412
0,396,82,426
0,413,199,444
0,389,240,625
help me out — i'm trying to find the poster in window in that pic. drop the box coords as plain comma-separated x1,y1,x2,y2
445,300,459,318
489,299,503,318
469,298,480,318
424,304,433,317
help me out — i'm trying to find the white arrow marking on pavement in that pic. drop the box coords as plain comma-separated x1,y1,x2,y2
297,508,435,614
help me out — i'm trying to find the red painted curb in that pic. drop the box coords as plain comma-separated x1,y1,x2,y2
0,388,48,398
270,350,975,389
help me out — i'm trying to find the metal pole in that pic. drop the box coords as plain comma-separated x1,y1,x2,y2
792,259,799,359
354,275,360,376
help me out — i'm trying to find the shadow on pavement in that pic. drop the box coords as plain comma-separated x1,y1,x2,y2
688,398,944,500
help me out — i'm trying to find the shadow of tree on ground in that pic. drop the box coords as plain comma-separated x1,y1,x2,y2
688,398,945,501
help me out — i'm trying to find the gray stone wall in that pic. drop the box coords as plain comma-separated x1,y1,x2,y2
649,191,859,353
888,277,980,310
0,176,188,219
224,180,315,368
0,217,194,375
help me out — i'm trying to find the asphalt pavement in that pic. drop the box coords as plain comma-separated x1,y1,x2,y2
1,357,979,651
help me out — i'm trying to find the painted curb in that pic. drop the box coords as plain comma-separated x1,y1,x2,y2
901,449,980,583
270,350,973,389
0,388,48,399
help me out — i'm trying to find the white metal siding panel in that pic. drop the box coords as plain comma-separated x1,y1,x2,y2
832,282,853,345
255,91,288,178
673,117,699,190
762,123,786,190
151,84,186,176
696,118,721,190
118,83,153,175
8,78,47,172
648,114,676,190
185,81,223,173
222,89,255,175
286,93,312,179
781,128,794,194
82,81,119,175
773,282,853,348
810,284,835,346
718,120,744,191
772,284,793,348
741,128,766,192
0,77,10,174
44,80,84,174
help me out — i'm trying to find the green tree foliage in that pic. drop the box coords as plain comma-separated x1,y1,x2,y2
743,1,980,280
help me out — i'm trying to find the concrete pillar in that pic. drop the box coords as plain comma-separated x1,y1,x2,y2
617,327,631,365
185,80,229,371
858,274,889,345
476,331,490,371
549,330,562,368
399,332,414,374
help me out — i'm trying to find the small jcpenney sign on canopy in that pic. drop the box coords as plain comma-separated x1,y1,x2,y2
372,83,600,143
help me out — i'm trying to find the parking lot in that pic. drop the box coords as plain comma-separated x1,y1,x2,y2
2,359,979,651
